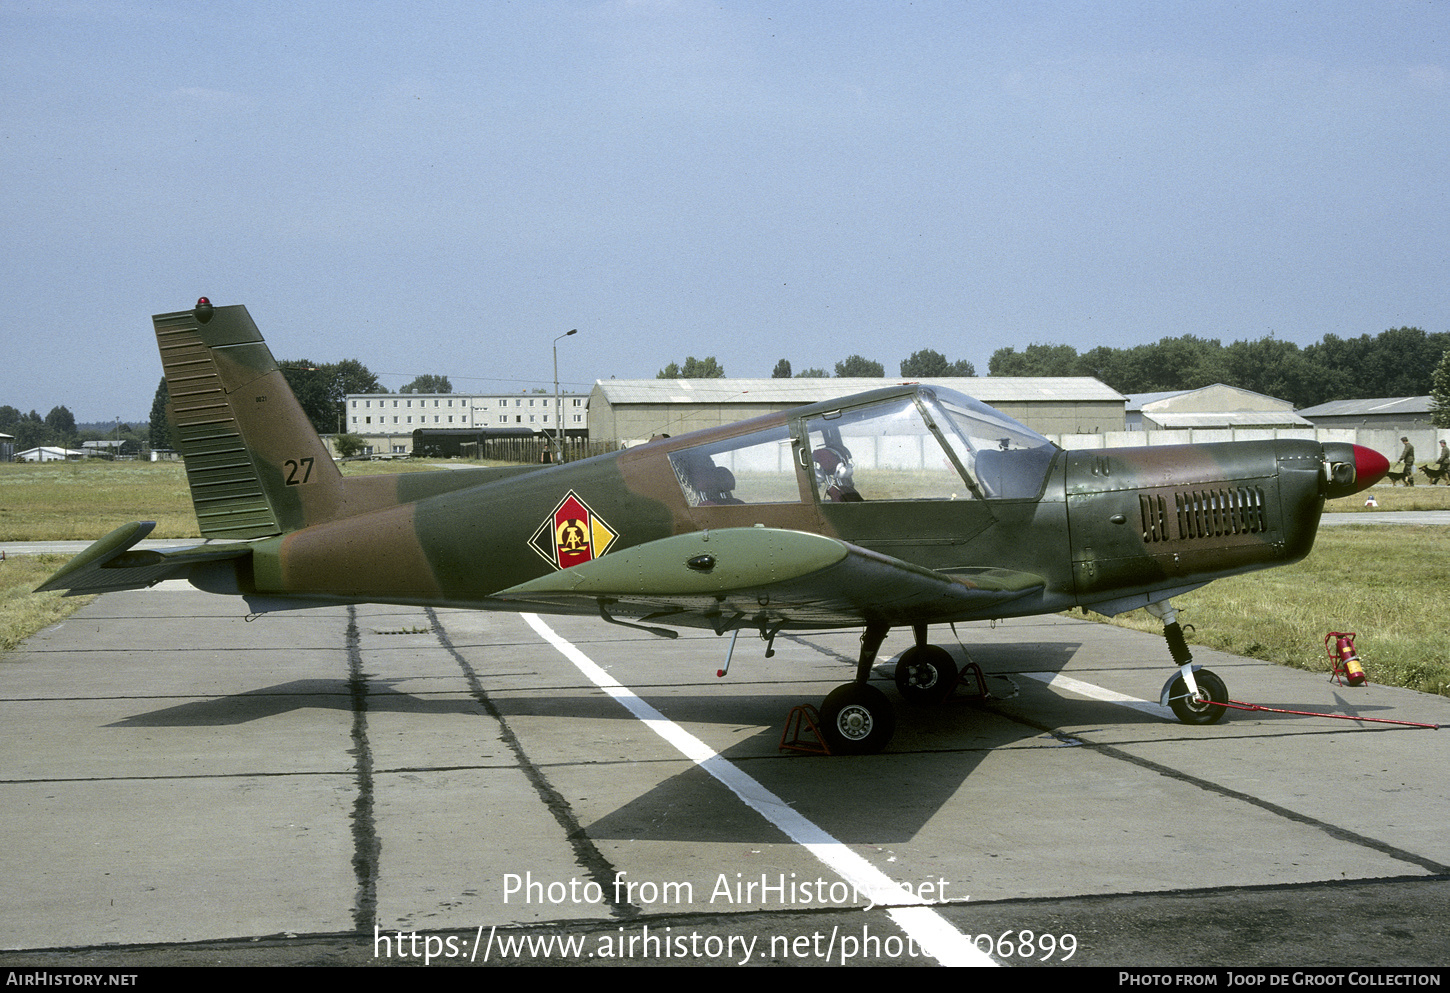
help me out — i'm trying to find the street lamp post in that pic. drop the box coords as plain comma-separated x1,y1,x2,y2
553,329,577,463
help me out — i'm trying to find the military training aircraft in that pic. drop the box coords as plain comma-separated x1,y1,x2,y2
40,299,1390,754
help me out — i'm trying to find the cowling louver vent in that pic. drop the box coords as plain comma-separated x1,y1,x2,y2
1140,494,1169,542
1141,487,1268,543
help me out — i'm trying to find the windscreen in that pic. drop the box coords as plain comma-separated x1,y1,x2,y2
804,396,970,502
923,388,1060,499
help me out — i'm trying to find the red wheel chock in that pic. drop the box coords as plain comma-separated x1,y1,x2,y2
779,704,831,755
955,661,990,701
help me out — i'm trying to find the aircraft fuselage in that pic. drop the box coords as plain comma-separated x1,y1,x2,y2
230,397,1346,630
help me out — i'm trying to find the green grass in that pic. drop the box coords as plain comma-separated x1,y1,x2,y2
1326,482,1450,513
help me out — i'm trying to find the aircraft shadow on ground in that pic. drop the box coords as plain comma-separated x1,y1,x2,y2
577,638,1134,846
103,639,1080,730
103,678,484,727
101,635,1363,844
103,638,1410,733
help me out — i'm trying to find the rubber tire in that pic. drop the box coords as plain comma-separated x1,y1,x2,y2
819,683,896,755
893,645,959,705
1168,669,1228,725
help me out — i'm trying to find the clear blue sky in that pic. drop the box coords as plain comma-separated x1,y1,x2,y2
4,0,1447,422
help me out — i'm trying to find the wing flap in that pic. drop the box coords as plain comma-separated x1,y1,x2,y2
494,527,1044,628
35,521,253,596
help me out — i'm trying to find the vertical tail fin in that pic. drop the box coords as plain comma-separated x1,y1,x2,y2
156,299,345,539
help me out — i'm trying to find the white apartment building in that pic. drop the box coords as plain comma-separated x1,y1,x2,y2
344,392,588,455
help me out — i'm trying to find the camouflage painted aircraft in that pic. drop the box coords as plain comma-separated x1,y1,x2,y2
41,299,1390,754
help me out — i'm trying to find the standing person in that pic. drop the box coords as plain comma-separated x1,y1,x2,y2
1400,437,1416,486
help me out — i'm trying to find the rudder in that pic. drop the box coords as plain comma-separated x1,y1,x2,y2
156,299,345,539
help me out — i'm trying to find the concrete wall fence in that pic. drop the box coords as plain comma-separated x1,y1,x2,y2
1047,427,1439,467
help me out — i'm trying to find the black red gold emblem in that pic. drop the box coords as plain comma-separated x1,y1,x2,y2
529,490,619,569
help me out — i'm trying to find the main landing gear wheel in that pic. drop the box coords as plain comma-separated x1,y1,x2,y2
819,683,896,755
1167,669,1228,725
893,645,958,705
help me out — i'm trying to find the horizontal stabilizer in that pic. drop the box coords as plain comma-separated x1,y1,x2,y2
36,521,253,596
494,527,1044,628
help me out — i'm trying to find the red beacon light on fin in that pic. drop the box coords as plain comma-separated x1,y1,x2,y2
194,297,214,324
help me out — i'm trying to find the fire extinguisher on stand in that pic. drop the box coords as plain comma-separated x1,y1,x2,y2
1326,632,1367,687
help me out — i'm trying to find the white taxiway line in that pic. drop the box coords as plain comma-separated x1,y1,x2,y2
522,613,995,968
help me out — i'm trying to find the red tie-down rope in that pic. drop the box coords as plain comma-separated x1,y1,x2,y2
1221,699,1439,730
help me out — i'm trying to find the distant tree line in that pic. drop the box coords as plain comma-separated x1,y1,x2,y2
988,328,1450,409
661,329,1449,410
0,404,148,454
1,405,80,451
657,357,726,379
662,348,977,381
399,374,452,394
1431,352,1450,428
773,351,976,379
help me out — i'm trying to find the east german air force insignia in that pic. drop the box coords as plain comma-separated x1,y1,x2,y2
530,490,619,570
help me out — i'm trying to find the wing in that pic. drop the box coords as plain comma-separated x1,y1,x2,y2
36,521,253,596
492,527,1044,630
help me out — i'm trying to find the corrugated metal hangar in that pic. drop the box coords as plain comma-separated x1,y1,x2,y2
588,377,1125,448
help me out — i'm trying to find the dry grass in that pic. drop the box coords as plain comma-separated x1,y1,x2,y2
0,554,94,653
0,460,197,540
0,457,502,654
0,457,493,540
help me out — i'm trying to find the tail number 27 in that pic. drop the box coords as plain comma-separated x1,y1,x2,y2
284,457,315,485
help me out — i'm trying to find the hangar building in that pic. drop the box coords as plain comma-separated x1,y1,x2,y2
1124,384,1310,432
588,378,1125,448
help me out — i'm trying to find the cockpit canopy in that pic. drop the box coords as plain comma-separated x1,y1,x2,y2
666,385,1060,507
928,388,1060,499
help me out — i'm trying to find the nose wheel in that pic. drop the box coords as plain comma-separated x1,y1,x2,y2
1147,600,1230,726
1165,668,1228,725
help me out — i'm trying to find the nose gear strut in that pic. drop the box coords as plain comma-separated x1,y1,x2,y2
1147,601,1228,725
